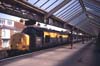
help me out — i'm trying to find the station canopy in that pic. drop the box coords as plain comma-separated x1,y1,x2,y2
25,0,100,36
0,0,99,36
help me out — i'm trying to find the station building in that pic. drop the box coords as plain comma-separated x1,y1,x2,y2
0,18,24,50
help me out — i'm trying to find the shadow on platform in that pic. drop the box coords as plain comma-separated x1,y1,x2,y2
56,44,100,66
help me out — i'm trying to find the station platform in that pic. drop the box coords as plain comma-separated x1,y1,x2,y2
0,40,99,66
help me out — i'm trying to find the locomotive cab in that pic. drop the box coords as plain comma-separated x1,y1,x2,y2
10,33,30,51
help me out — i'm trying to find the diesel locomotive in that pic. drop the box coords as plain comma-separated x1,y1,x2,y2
9,19,69,52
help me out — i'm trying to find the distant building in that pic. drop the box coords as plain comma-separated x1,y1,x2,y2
0,18,24,50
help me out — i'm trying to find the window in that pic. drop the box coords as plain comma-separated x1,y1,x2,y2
2,29,10,39
0,18,5,25
49,18,53,25
0,18,14,27
2,39,10,48
45,35,50,43
5,20,14,27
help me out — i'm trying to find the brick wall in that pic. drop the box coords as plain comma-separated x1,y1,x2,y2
14,22,24,30
0,29,2,48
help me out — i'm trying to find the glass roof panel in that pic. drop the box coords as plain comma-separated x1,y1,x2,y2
42,0,64,12
27,0,64,12
63,7,82,18
86,7,100,17
28,0,38,4
27,0,84,23
57,4,81,18
83,1,100,13
69,13,87,25
53,0,77,16
53,0,83,22
34,0,50,7
63,9,82,21
55,1,80,17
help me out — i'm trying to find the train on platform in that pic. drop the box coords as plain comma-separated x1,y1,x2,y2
7,19,83,56
10,27,69,51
